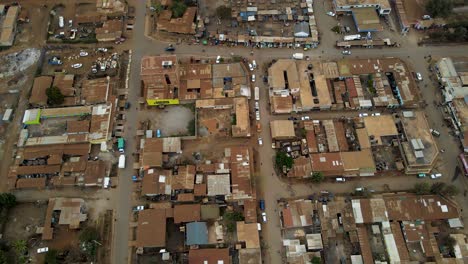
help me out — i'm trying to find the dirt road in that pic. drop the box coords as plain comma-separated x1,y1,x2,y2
109,1,468,264
111,1,146,264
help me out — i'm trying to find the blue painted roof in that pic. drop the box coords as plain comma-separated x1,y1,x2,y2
186,222,208,245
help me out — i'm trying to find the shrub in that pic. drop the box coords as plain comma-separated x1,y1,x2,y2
331,25,341,33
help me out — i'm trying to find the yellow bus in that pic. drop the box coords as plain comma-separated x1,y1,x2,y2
146,99,180,106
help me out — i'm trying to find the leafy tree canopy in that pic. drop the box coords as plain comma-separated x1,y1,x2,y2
310,172,324,183
275,151,293,170
171,0,187,18
311,256,321,264
426,0,453,18
46,86,64,106
0,193,16,209
414,182,431,195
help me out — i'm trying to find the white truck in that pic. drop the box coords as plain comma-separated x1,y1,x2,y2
254,86,259,101
292,53,304,60
344,34,361,41
58,16,64,28
118,154,126,169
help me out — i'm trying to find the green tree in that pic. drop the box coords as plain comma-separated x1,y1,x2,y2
224,211,244,222
12,240,27,264
170,0,187,18
453,26,468,41
367,74,375,94
226,222,235,232
0,250,7,264
46,86,64,106
216,6,232,19
310,171,324,183
430,182,446,195
79,227,100,260
275,151,294,170
187,118,196,136
44,249,58,264
425,0,453,18
440,234,457,254
311,256,321,264
151,2,163,15
223,211,244,232
414,182,431,195
443,184,459,196
0,193,16,209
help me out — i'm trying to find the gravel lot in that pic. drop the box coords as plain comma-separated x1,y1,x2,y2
144,105,195,137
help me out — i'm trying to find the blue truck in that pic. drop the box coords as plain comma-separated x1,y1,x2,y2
259,199,265,211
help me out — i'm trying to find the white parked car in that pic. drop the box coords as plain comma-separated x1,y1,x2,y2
359,113,369,117
301,116,310,120
71,63,83,69
37,247,49,253
258,137,263,145
261,212,267,223
430,173,442,179
255,111,260,121
252,60,257,68
97,47,108,52
79,51,88,57
416,72,423,81
336,177,346,182
371,113,381,116
251,74,256,82
327,11,336,17
422,15,431,20
342,50,351,55
216,55,221,64
255,101,259,110
133,205,145,212
249,63,254,71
